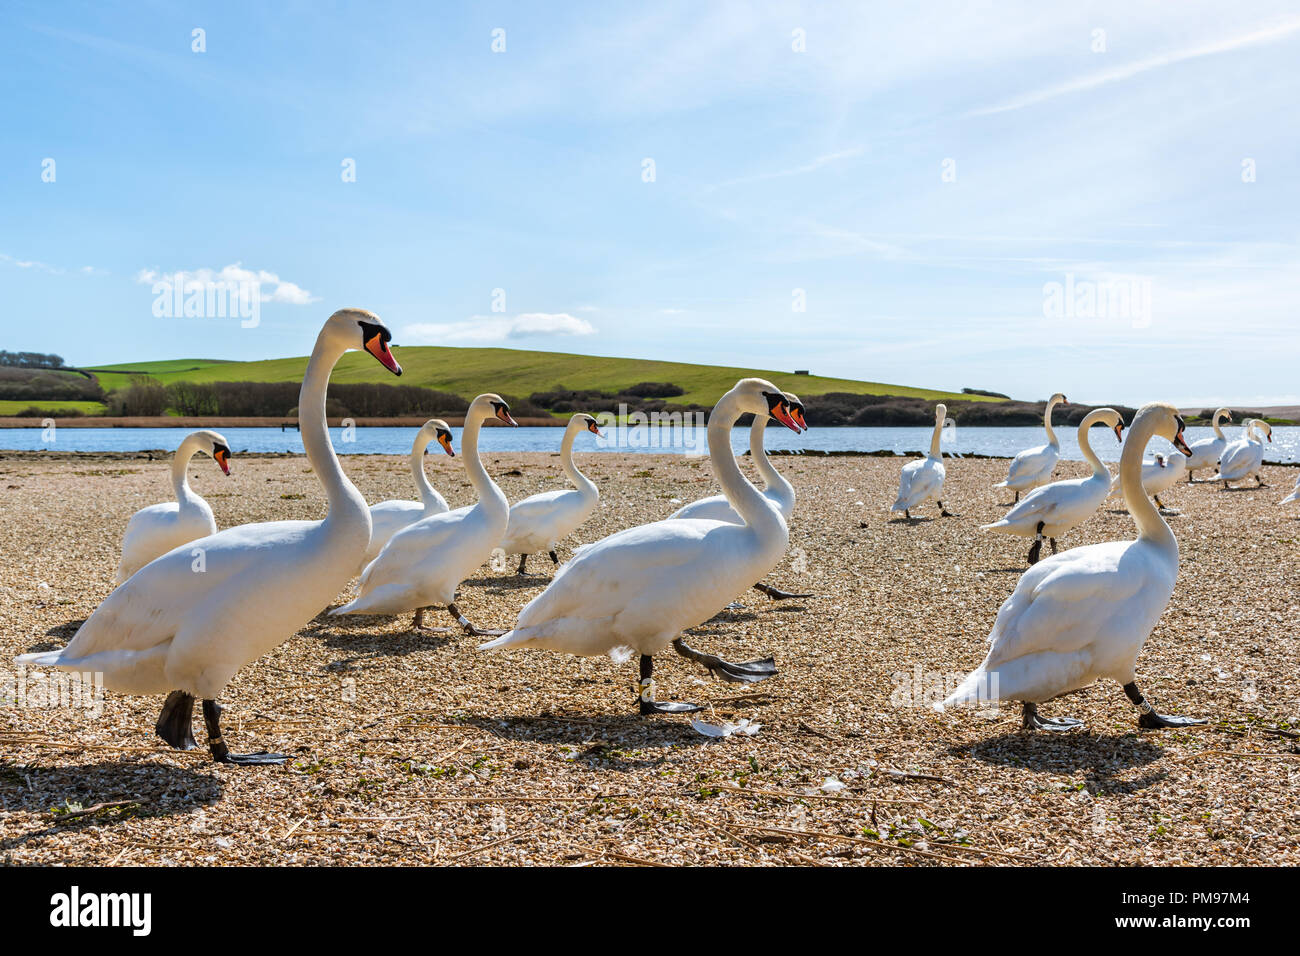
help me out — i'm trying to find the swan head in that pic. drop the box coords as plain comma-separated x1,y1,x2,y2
1137,402,1193,456
1256,420,1274,443
1084,407,1124,444
568,413,602,437
934,402,947,423
470,393,519,427
784,393,808,431
421,419,455,457
730,378,800,432
1049,392,1068,406
190,429,233,475
325,308,401,376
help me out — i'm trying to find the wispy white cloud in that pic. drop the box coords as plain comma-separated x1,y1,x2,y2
135,263,317,305
713,147,866,189
402,312,597,345
0,253,61,274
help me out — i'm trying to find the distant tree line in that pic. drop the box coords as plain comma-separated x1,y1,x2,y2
529,382,705,416
802,392,1138,427
0,350,65,369
0,367,105,402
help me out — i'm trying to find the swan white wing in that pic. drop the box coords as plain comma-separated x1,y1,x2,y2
1183,436,1224,470
501,489,595,552
1001,443,1057,488
670,494,739,523
984,476,1106,534
892,458,944,511
1281,476,1300,504
359,499,428,570
1215,439,1260,480
116,501,217,583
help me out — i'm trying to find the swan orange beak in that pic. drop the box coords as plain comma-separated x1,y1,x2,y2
1174,431,1193,456
1113,423,1124,444
438,432,455,457
365,331,402,376
586,420,603,437
495,406,519,427
214,448,231,475
790,406,808,431
771,401,801,434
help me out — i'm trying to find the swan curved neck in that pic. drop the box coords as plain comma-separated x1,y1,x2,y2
170,437,202,506
462,411,506,509
1043,397,1061,447
409,432,447,510
1076,417,1107,479
561,422,597,497
301,335,367,524
1120,412,1176,551
710,394,784,534
1212,409,1228,440
928,414,944,459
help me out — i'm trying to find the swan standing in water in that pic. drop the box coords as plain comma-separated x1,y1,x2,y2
670,392,810,600
18,309,402,763
503,413,601,575
114,430,232,584
1184,407,1233,482
355,419,453,575
1110,451,1186,512
480,379,802,714
333,394,517,635
1213,419,1272,488
994,393,1067,503
982,408,1123,564
940,403,1203,732
891,404,952,521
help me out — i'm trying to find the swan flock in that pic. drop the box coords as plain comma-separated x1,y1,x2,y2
17,309,1289,765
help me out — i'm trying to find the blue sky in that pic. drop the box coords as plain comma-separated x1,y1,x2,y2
2,1,1298,406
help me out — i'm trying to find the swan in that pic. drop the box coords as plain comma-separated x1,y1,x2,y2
669,392,810,600
355,419,454,575
17,309,402,763
332,393,517,635
982,408,1123,564
1109,451,1186,512
1281,474,1300,505
1184,407,1233,481
114,429,233,584
939,402,1203,732
479,379,803,714
1213,419,1272,488
891,404,952,520
503,413,602,575
994,392,1067,502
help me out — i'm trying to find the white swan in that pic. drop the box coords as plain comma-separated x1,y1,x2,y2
1213,419,1272,488
1183,407,1233,481
891,403,951,520
333,393,517,635
1109,451,1186,512
18,309,402,763
982,408,1123,564
940,402,1203,732
479,379,803,714
1281,474,1300,505
994,392,1067,502
355,419,453,575
502,413,601,575
114,429,232,584
670,392,810,600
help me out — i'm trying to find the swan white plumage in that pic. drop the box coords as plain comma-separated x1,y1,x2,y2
1281,474,1300,505
994,392,1067,502
479,379,803,714
502,413,601,575
355,419,454,575
940,402,1204,732
114,429,232,584
1108,450,1186,511
17,308,402,763
891,404,951,520
1183,407,1233,481
670,393,810,601
1212,419,1271,488
332,393,518,635
982,408,1123,564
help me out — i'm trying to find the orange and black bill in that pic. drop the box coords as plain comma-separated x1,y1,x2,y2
360,320,401,376
213,443,232,475
437,428,455,457
585,416,603,436
1113,422,1124,443
1173,416,1192,456
763,391,801,433
789,403,808,431
493,401,519,426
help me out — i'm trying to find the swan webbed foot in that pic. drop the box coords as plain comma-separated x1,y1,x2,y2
216,750,291,766
1124,681,1206,731
752,582,813,600
515,553,532,576
636,655,703,716
1021,702,1082,731
937,500,957,517
672,639,777,684
202,699,286,766
639,699,703,715
448,602,505,637
155,690,197,751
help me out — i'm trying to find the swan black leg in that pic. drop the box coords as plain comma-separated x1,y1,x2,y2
637,654,701,715
411,606,450,633
1021,702,1082,731
448,601,505,638
1027,521,1045,565
1124,681,1206,729
516,553,530,575
1050,537,1058,554
672,638,776,683
548,549,559,565
938,500,955,517
1015,491,1020,503
904,508,911,520
202,699,288,765
155,690,197,751
1256,474,1266,487
753,582,813,600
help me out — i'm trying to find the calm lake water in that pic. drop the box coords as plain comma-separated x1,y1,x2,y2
4,424,1298,464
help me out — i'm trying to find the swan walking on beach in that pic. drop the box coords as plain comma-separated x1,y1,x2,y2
18,309,402,763
1213,419,1271,488
1184,407,1233,482
891,403,952,521
982,408,1123,564
503,413,602,575
333,394,517,636
355,419,453,575
671,393,810,600
480,379,802,714
994,393,1067,503
1110,451,1186,513
940,403,1204,732
114,430,232,584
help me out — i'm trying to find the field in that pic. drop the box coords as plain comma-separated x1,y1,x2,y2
0,400,105,416
85,348,999,408
1,452,1296,866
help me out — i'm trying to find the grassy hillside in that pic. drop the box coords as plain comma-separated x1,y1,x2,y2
86,346,999,408
0,399,105,416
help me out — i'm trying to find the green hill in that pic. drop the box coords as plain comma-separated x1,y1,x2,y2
85,346,999,408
